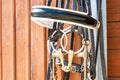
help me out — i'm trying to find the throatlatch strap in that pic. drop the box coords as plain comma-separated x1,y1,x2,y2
98,0,107,80
95,0,107,80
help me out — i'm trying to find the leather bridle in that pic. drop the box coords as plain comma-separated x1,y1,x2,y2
31,0,107,80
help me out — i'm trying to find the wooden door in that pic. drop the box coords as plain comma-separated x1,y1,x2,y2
0,0,120,80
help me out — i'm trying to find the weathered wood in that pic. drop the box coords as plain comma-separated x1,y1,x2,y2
31,0,47,80
108,51,120,77
16,0,30,80
2,0,15,80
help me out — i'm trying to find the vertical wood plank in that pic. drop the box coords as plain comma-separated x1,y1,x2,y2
0,0,2,80
31,0,47,80
108,52,120,77
16,0,30,80
2,0,15,80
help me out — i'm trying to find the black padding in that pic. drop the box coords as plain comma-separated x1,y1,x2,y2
31,6,98,28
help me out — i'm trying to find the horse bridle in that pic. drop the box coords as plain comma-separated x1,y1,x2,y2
31,0,107,80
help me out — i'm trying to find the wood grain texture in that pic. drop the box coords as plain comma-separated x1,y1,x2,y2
108,51,120,77
1,0,120,80
107,23,120,50
107,0,120,78
0,0,2,80
108,77,120,80
2,0,15,80
107,37,120,50
16,0,30,80
107,0,120,22
107,23,120,37
31,0,47,80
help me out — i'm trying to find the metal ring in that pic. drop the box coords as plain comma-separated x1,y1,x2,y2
50,30,68,52
60,28,84,54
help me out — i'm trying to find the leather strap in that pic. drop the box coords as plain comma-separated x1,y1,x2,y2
97,0,108,79
31,7,99,29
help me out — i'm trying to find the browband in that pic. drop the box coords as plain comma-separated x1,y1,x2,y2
31,6,100,30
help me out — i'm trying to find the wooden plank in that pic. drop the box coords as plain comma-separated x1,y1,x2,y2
108,77,120,80
107,0,120,22
30,0,47,80
108,37,120,50
16,0,30,80
2,0,15,80
108,51,120,77
30,23,47,80
107,0,120,79
107,23,120,37
107,13,120,22
0,0,2,80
